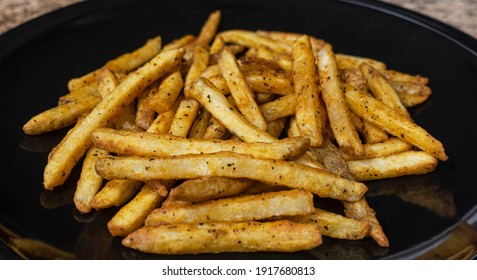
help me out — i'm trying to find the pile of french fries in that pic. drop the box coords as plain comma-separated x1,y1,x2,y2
23,10,447,255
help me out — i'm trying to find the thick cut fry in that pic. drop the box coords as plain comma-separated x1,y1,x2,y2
259,94,297,122
347,150,438,181
286,208,370,240
73,146,109,213
123,220,322,254
342,137,413,160
194,10,222,46
360,63,410,118
43,48,184,189
145,71,183,113
189,78,275,142
384,70,429,84
91,127,309,160
219,47,267,131
344,88,447,161
292,35,323,147
23,94,101,135
219,30,292,54
168,99,200,137
68,36,162,91
96,152,367,202
169,177,253,202
146,190,314,225
317,45,364,156
162,35,195,52
389,80,432,107
201,117,228,140
90,179,143,209
107,184,167,237
361,120,389,144
335,53,386,72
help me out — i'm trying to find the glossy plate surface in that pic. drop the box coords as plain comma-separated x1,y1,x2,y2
0,0,476,259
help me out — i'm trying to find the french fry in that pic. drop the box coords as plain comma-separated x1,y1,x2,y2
201,117,228,140
58,84,99,105
135,84,157,130
188,109,212,139
107,183,167,237
219,30,292,54
219,47,268,131
317,45,364,156
67,36,162,91
97,68,120,98
123,220,322,254
162,34,195,52
335,53,386,72
194,10,222,47
342,137,413,161
286,208,370,240
259,94,297,122
347,150,438,181
343,199,390,247
256,30,327,53
184,44,210,98
91,127,310,160
43,48,184,189
384,70,429,85
168,99,200,137
146,189,314,225
360,63,410,119
292,35,324,147
145,71,183,114
189,77,275,142
90,179,143,209
169,177,253,202
95,152,367,202
389,80,432,107
23,94,101,135
73,146,109,213
361,121,389,144
344,87,447,161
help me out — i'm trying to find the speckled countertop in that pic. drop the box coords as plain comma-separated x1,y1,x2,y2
0,0,476,38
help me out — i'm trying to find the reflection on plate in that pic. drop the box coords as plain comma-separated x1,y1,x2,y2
1,0,477,259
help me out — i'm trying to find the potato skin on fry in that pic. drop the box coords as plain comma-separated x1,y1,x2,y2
95,152,367,202
122,220,322,254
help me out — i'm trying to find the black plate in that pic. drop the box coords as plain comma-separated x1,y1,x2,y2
1,0,476,260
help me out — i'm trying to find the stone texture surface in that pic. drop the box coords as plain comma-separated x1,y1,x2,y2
1,0,476,38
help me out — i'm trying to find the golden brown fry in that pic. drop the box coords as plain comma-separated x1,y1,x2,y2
361,120,389,144
169,177,252,202
58,84,99,105
219,47,267,131
188,109,212,139
91,127,309,160
347,150,438,181
209,34,225,55
244,70,294,95
195,10,222,46
342,137,413,160
286,208,370,240
97,68,120,98
266,117,287,138
219,30,292,54
344,87,447,161
74,146,109,213
259,94,297,122
360,63,410,118
108,183,167,237
168,99,200,137
135,84,157,130
90,179,143,209
123,220,322,254
23,94,101,135
389,80,432,107
343,199,390,247
189,78,275,142
201,117,228,140
141,93,184,136
96,152,367,202
145,71,183,114
44,48,184,189
292,35,323,147
317,45,364,156
162,35,196,52
146,189,314,225
67,36,162,91
335,53,386,72
184,44,210,98
256,30,327,53
384,70,429,85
